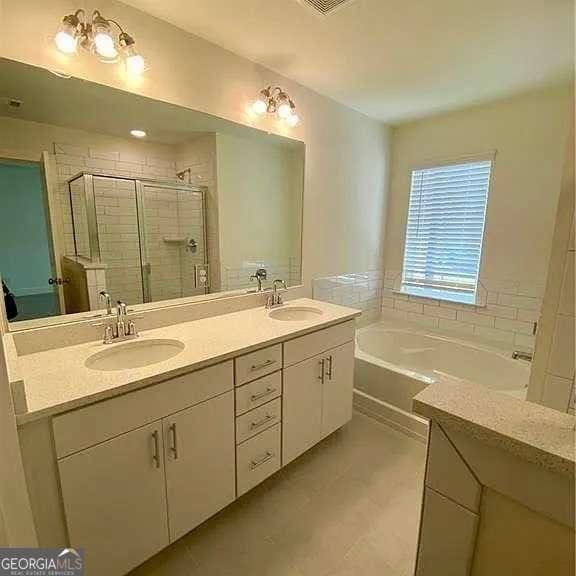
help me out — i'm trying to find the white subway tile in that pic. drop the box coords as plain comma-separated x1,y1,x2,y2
54,142,89,157
542,374,573,412
86,157,116,171
494,318,534,335
548,315,575,379
424,305,456,320
497,293,540,311
381,297,394,309
559,252,575,317
395,299,423,313
486,291,498,304
514,333,536,350
382,308,408,322
89,148,120,161
517,308,540,323
476,304,517,320
517,282,546,298
456,310,494,327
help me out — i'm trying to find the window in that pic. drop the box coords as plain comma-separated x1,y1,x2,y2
400,158,493,305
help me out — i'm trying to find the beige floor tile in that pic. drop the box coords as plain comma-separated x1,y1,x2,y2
129,412,426,576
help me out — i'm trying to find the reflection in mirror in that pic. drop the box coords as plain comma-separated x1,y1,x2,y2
0,58,304,327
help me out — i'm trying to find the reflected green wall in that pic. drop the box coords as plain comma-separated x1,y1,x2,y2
0,162,52,296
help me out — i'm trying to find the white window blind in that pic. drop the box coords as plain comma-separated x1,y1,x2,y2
401,158,492,302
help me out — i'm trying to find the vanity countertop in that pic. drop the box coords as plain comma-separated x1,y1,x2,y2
9,298,360,424
414,380,575,477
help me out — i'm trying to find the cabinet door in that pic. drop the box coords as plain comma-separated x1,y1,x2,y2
58,421,169,576
164,391,236,541
283,353,324,465
321,341,354,438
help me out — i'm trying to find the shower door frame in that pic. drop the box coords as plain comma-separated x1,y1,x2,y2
67,171,208,304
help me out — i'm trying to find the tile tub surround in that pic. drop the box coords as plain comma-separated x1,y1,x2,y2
8,298,360,423
313,271,383,326
381,270,543,351
413,379,575,477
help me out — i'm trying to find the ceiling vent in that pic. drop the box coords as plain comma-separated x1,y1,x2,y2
297,0,356,16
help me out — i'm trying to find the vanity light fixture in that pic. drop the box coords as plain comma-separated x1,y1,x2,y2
130,129,147,138
252,86,300,127
54,9,146,74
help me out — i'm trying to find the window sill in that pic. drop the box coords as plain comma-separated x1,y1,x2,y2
395,285,485,307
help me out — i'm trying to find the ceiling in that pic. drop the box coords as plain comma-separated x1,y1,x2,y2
121,0,574,123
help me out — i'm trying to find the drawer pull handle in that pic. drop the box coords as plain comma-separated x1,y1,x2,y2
250,413,276,430
151,430,160,469
250,359,276,372
250,451,275,470
251,387,276,402
169,423,179,460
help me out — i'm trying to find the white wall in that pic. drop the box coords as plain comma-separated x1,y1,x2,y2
385,85,572,283
0,0,390,286
380,86,573,348
216,133,303,288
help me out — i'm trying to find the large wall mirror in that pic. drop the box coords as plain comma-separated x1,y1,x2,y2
0,59,304,328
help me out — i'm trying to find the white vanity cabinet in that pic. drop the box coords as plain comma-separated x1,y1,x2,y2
162,391,236,541
283,321,355,464
57,421,169,576
45,317,357,576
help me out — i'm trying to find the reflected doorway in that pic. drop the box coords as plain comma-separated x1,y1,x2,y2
0,159,60,321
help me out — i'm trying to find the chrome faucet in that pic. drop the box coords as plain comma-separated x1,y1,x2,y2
99,291,112,315
266,279,287,309
250,268,268,292
99,300,138,344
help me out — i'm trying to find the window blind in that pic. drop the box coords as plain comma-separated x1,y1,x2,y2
401,159,492,297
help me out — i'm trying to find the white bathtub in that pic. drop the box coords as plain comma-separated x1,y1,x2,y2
354,321,530,439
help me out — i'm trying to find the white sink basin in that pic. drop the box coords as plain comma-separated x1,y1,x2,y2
268,306,324,321
85,339,185,372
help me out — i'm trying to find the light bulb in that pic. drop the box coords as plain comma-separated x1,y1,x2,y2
125,52,145,75
252,98,268,115
94,32,117,59
286,113,300,127
130,129,147,138
55,29,78,54
277,102,291,119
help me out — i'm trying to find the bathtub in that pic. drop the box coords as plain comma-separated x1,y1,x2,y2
354,321,530,439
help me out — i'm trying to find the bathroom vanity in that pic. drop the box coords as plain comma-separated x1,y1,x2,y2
9,298,359,576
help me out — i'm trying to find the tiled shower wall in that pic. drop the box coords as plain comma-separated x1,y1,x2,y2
381,270,542,350
223,258,302,292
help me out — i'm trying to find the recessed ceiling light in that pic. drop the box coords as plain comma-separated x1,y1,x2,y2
130,129,147,138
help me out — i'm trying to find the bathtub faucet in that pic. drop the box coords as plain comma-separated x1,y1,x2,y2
512,350,533,362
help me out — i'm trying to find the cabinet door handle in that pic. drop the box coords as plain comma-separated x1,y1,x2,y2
250,413,275,430
318,358,325,383
250,451,274,470
326,355,333,381
250,358,276,372
151,430,160,469
169,423,179,460
250,387,275,402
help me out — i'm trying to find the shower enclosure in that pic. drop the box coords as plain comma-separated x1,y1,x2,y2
68,172,208,306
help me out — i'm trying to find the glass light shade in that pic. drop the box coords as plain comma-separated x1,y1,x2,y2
125,52,145,75
130,129,147,138
94,31,118,59
252,98,268,115
277,102,291,119
55,28,78,54
285,113,300,127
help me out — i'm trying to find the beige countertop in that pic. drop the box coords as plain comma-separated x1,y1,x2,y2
10,299,360,424
414,380,575,477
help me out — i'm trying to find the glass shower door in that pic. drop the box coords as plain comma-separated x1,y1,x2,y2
139,183,206,303
93,176,144,306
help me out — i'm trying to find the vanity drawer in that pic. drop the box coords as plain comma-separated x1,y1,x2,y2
236,397,281,444
53,360,233,458
236,423,281,496
235,344,282,386
283,320,355,367
235,372,282,416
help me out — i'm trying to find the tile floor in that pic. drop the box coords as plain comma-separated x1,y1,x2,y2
130,412,427,576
